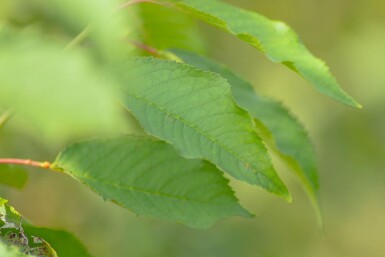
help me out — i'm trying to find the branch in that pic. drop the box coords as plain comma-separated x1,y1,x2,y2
0,158,52,169
129,40,161,56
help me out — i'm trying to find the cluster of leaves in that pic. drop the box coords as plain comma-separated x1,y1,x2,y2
0,0,359,255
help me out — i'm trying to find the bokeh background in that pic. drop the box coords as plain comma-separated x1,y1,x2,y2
1,0,384,256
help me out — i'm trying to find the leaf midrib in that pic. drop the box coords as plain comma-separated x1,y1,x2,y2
77,173,232,208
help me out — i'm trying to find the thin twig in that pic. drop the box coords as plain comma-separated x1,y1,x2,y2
129,40,161,56
128,41,184,63
0,158,52,169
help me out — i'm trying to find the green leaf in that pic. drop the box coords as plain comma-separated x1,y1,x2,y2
138,3,205,53
0,165,28,189
0,199,58,257
0,240,35,257
0,28,124,143
107,57,289,199
167,0,360,108
172,49,321,220
0,198,7,207
53,136,252,229
0,198,91,257
22,226,93,257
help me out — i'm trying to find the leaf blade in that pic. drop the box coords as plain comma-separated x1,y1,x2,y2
170,0,360,108
0,199,58,257
22,226,93,257
0,241,35,257
54,136,252,229
172,49,320,214
107,57,289,199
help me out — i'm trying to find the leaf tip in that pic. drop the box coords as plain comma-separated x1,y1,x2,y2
355,102,363,109
284,191,293,203
272,185,292,202
274,181,292,202
239,207,255,219
309,194,324,233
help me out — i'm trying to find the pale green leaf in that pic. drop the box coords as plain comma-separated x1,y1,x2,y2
30,0,131,60
22,225,93,257
167,0,360,108
0,198,91,257
0,165,28,189
0,198,7,207
138,3,205,53
0,29,124,143
107,57,289,199
173,49,321,220
53,136,252,229
0,200,58,257
0,240,35,257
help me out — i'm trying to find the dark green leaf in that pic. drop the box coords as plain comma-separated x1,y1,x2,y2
107,57,290,199
167,0,360,108
53,136,252,229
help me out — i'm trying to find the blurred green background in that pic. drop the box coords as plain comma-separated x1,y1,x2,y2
1,0,384,256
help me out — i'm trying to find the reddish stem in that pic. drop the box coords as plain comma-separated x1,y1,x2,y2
129,41,161,57
0,158,51,169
